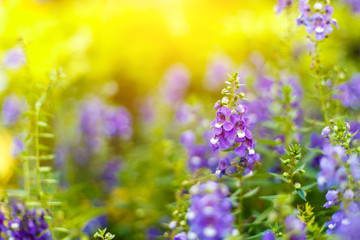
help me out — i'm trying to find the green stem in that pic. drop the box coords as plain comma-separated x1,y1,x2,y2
35,110,42,199
314,42,328,124
23,155,31,200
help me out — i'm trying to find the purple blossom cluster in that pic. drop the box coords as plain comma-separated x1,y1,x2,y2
186,181,234,240
180,130,219,173
1,94,27,126
0,203,51,240
210,104,260,175
246,74,274,131
334,74,360,109
316,144,352,191
315,142,360,237
296,1,339,40
79,98,132,149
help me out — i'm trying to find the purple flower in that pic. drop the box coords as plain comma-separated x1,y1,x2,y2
147,227,162,240
284,215,306,240
344,189,355,200
187,182,234,240
321,126,331,138
180,130,196,147
336,215,360,239
162,64,191,104
317,145,347,191
204,55,233,91
82,215,107,236
174,232,187,240
79,98,104,149
1,203,51,239
275,0,292,14
334,74,360,109
101,159,121,190
297,3,339,40
0,212,6,234
210,107,233,150
181,130,219,173
176,104,196,125
345,0,360,13
323,190,339,208
102,106,132,139
2,47,26,70
11,136,25,158
262,230,275,240
1,94,27,126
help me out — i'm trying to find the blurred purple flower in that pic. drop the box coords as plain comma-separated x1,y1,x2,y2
82,215,107,237
147,227,162,240
284,215,306,240
345,0,360,13
101,159,121,190
181,130,219,173
2,94,27,126
80,98,104,149
262,230,275,240
162,64,190,104
334,74,360,109
176,104,196,125
204,55,233,91
103,106,132,139
317,144,347,191
2,47,26,70
275,0,292,14
187,182,234,240
11,136,24,158
174,232,187,240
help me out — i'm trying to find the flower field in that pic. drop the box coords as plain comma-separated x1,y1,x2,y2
1,0,360,239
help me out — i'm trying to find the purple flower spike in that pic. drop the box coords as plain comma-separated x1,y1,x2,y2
187,182,234,240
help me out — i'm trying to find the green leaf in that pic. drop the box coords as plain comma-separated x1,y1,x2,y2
293,163,306,174
269,172,289,183
297,188,307,201
39,133,55,138
39,154,55,160
301,182,317,191
242,186,260,199
259,195,278,202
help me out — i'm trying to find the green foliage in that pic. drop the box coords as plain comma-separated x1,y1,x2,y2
94,228,116,240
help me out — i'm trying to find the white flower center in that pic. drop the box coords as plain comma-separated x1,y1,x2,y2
315,26,324,33
342,219,350,225
248,148,255,155
203,226,217,237
186,211,196,220
203,206,214,215
210,138,219,145
191,156,202,166
237,131,245,138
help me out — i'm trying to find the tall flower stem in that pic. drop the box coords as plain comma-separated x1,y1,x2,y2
313,42,328,124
